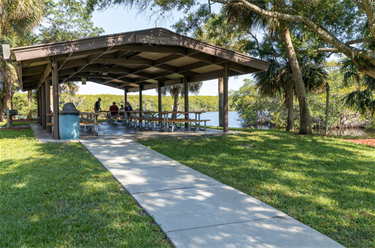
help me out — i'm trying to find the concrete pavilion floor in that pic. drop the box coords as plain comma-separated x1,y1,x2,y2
30,122,233,142
80,121,233,140
29,123,344,247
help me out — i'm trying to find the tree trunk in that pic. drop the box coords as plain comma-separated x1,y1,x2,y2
28,90,32,107
218,78,224,127
286,82,294,131
281,24,312,134
0,99,3,122
3,64,12,111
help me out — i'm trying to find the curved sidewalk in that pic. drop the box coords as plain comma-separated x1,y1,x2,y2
81,138,344,248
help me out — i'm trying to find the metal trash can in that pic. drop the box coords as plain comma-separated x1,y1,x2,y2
59,103,80,140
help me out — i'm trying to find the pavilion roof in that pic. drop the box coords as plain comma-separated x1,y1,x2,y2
11,28,269,92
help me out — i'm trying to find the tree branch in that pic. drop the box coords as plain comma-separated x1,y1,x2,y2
245,30,260,50
346,37,375,45
360,0,375,38
211,0,375,64
351,0,364,9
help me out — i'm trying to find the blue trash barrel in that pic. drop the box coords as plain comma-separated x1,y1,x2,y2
59,103,80,140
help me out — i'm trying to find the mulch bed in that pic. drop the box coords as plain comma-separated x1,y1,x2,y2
343,139,375,147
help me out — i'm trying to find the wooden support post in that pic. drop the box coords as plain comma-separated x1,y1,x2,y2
223,63,229,133
41,83,46,129
37,90,41,125
139,85,143,113
218,78,224,127
45,77,51,133
52,58,59,139
183,75,189,128
158,81,162,117
157,81,163,127
124,88,128,105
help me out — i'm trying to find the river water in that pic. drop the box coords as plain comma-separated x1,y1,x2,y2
196,111,374,137
189,111,244,128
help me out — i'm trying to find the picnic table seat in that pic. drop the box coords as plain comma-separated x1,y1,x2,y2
165,119,210,132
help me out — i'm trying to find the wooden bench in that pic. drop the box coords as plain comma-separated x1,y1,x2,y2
165,119,210,132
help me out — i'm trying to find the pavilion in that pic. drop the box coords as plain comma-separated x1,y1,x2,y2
10,28,269,139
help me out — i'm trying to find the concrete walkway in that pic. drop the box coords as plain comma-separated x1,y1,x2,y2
81,138,344,248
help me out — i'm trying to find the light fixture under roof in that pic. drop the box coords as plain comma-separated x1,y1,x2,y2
102,71,108,76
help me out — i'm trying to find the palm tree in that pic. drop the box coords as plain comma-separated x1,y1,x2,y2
0,32,39,120
0,0,45,39
158,82,202,119
342,59,375,118
225,2,314,134
0,0,43,120
255,57,327,131
60,82,79,94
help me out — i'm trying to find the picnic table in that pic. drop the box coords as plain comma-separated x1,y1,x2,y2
100,110,209,132
79,112,101,136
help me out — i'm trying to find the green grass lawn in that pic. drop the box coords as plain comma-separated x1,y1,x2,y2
0,120,37,127
139,129,375,247
0,129,169,247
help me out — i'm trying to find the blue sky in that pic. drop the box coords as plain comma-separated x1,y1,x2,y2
75,6,250,96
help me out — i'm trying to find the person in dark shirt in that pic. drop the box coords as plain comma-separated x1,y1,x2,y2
109,102,119,116
94,98,102,113
125,102,133,116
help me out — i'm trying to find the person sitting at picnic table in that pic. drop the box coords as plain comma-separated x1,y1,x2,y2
119,105,125,116
125,102,133,116
109,102,119,116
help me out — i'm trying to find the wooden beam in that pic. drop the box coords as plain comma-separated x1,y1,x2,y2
55,48,108,61
188,70,223,82
59,65,132,76
229,62,260,74
223,63,229,133
58,68,77,76
58,52,73,70
95,58,153,66
63,47,114,83
154,64,177,73
177,61,211,73
154,54,184,65
20,57,49,67
23,75,41,83
37,62,52,90
59,58,88,70
23,65,45,76
188,52,227,65
115,44,186,54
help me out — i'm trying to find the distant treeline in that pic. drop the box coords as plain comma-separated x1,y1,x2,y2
66,94,235,112
12,93,235,115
